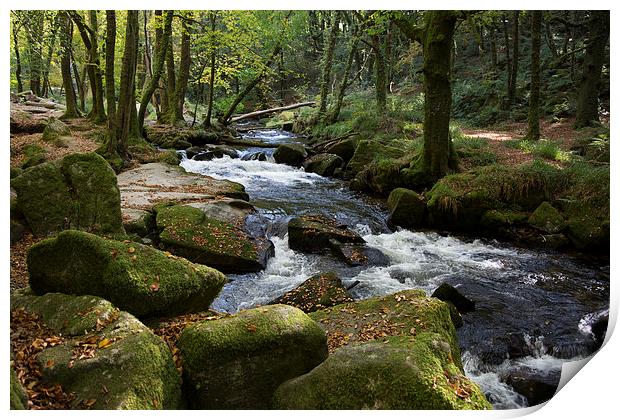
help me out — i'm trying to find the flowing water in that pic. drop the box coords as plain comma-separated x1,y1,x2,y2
180,129,609,409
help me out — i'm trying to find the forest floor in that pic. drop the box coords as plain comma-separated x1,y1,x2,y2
461,116,596,167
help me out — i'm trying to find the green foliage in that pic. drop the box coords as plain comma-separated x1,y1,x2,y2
504,139,573,162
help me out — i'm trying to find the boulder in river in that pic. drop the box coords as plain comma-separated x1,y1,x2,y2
431,283,476,313
273,334,491,409
288,214,364,253
302,153,343,177
241,151,268,161
528,202,565,234
324,137,358,164
273,143,308,166
192,145,239,161
12,153,124,236
177,304,328,409
270,272,353,312
155,204,274,273
11,289,183,409
27,230,227,318
503,366,560,406
387,188,427,228
329,239,390,267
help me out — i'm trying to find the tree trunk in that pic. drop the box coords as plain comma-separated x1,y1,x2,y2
104,11,118,156
12,23,23,93
508,11,519,105
88,11,106,123
137,10,173,130
575,11,609,128
544,14,558,59
72,58,85,113
165,25,178,124
490,25,498,69
218,44,282,125
502,14,511,108
373,33,387,114
59,12,79,118
205,12,217,127
318,12,339,117
526,11,542,140
328,37,358,123
26,11,44,96
154,10,166,122
116,10,139,156
420,11,459,178
175,14,191,121
41,13,60,97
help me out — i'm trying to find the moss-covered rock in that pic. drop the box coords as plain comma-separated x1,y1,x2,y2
302,153,343,177
177,304,328,409
565,215,610,251
528,202,565,234
10,166,24,179
270,273,353,312
10,367,28,410
20,143,47,169
288,214,364,253
27,230,227,318
387,188,427,228
156,204,273,273
324,137,358,164
273,335,491,410
431,283,475,313
329,239,390,267
144,125,218,149
122,208,154,237
60,153,124,234
156,149,181,166
273,143,308,166
346,139,404,175
41,117,70,145
12,153,124,236
11,289,183,409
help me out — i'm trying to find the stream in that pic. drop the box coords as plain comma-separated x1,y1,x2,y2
180,128,609,409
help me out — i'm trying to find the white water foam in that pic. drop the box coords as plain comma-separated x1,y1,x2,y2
181,155,322,188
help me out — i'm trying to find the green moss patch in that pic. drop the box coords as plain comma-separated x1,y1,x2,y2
270,272,353,312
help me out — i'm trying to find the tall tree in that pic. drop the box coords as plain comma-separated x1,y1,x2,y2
59,11,79,118
372,31,387,114
137,10,173,129
204,11,218,127
526,11,542,140
116,10,140,157
508,11,519,105
502,13,512,108
318,12,339,117
11,17,23,93
575,11,609,128
104,11,118,156
393,11,461,181
24,11,44,95
328,33,359,123
41,12,60,97
174,12,192,121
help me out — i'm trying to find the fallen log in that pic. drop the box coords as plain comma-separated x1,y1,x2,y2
229,101,316,123
25,100,58,109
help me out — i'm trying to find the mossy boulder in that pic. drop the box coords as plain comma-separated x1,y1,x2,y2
144,125,217,149
528,202,565,234
431,283,475,313
11,289,183,409
329,239,390,267
302,153,343,177
27,230,227,318
309,290,462,362
346,139,402,175
480,210,528,232
273,335,491,410
122,208,154,237
156,149,181,166
273,143,308,166
270,272,353,312
156,204,273,273
387,188,427,228
20,143,48,169
324,137,358,164
10,219,26,245
10,367,28,409
177,304,328,409
565,215,610,251
12,153,124,236
288,214,364,253
41,117,70,144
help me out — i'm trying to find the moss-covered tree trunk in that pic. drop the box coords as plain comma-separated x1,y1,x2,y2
508,11,519,105
526,11,542,140
116,10,139,157
502,14,511,109
26,11,44,96
41,13,60,97
104,11,118,156
137,10,173,130
59,12,79,118
205,12,217,127
420,11,459,179
318,12,339,117
12,23,23,93
328,36,358,123
165,33,178,124
88,11,106,123
373,33,387,114
175,14,192,121
575,11,609,128
154,10,167,123
489,24,498,69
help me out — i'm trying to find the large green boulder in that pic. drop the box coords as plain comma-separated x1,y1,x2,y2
346,139,401,175
155,204,273,273
324,137,358,164
270,272,353,312
528,202,565,233
273,143,308,166
273,335,491,410
11,290,183,409
27,230,227,318
177,304,328,409
12,153,124,236
288,214,364,253
302,153,343,177
41,117,70,145
387,188,427,228
10,367,28,409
